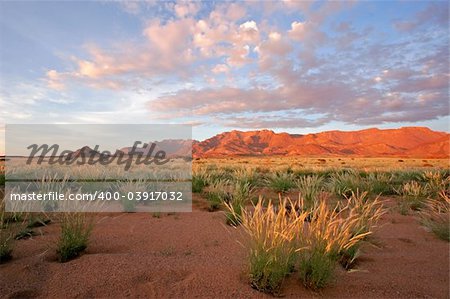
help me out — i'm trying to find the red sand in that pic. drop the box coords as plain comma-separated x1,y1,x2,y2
0,197,449,298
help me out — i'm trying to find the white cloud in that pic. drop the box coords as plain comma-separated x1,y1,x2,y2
211,64,229,74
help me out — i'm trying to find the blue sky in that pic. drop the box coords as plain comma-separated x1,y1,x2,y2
0,1,449,153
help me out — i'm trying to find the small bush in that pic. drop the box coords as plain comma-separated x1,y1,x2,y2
121,198,137,212
192,175,208,193
57,212,94,262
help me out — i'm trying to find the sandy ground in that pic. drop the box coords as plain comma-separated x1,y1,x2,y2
0,196,449,299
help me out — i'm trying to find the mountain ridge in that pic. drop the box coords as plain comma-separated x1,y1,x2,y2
192,127,449,158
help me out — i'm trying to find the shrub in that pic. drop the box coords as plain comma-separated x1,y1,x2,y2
57,212,94,262
266,172,295,193
420,191,450,242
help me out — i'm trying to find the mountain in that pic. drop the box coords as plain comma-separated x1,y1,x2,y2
66,146,103,159
192,127,449,158
120,139,192,158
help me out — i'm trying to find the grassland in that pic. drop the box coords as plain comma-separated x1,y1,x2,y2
0,157,449,297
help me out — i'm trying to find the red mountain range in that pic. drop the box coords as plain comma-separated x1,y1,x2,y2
192,127,449,158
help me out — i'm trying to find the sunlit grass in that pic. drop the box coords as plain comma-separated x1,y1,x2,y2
232,196,307,295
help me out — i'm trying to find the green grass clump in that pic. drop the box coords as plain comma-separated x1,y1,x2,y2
298,248,335,289
57,212,94,262
192,167,210,193
420,191,450,242
192,175,208,193
422,171,449,198
233,167,259,187
225,181,252,226
328,170,367,198
266,172,295,193
0,199,27,263
206,179,229,212
296,175,324,210
395,180,428,213
0,225,13,263
365,172,395,195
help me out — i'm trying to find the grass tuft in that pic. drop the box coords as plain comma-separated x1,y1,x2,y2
225,181,252,226
266,172,295,193
57,212,94,262
296,174,324,210
235,196,308,295
297,200,369,289
420,191,450,242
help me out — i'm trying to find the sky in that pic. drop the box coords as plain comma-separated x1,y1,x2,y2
0,0,449,154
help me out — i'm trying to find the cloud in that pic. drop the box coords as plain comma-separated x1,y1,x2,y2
174,1,200,18
394,3,448,32
222,115,327,129
288,21,307,40
44,3,259,88
211,64,229,74
35,1,448,131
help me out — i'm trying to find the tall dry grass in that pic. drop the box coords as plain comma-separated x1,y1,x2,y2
298,199,371,289
230,192,385,293
233,196,308,294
